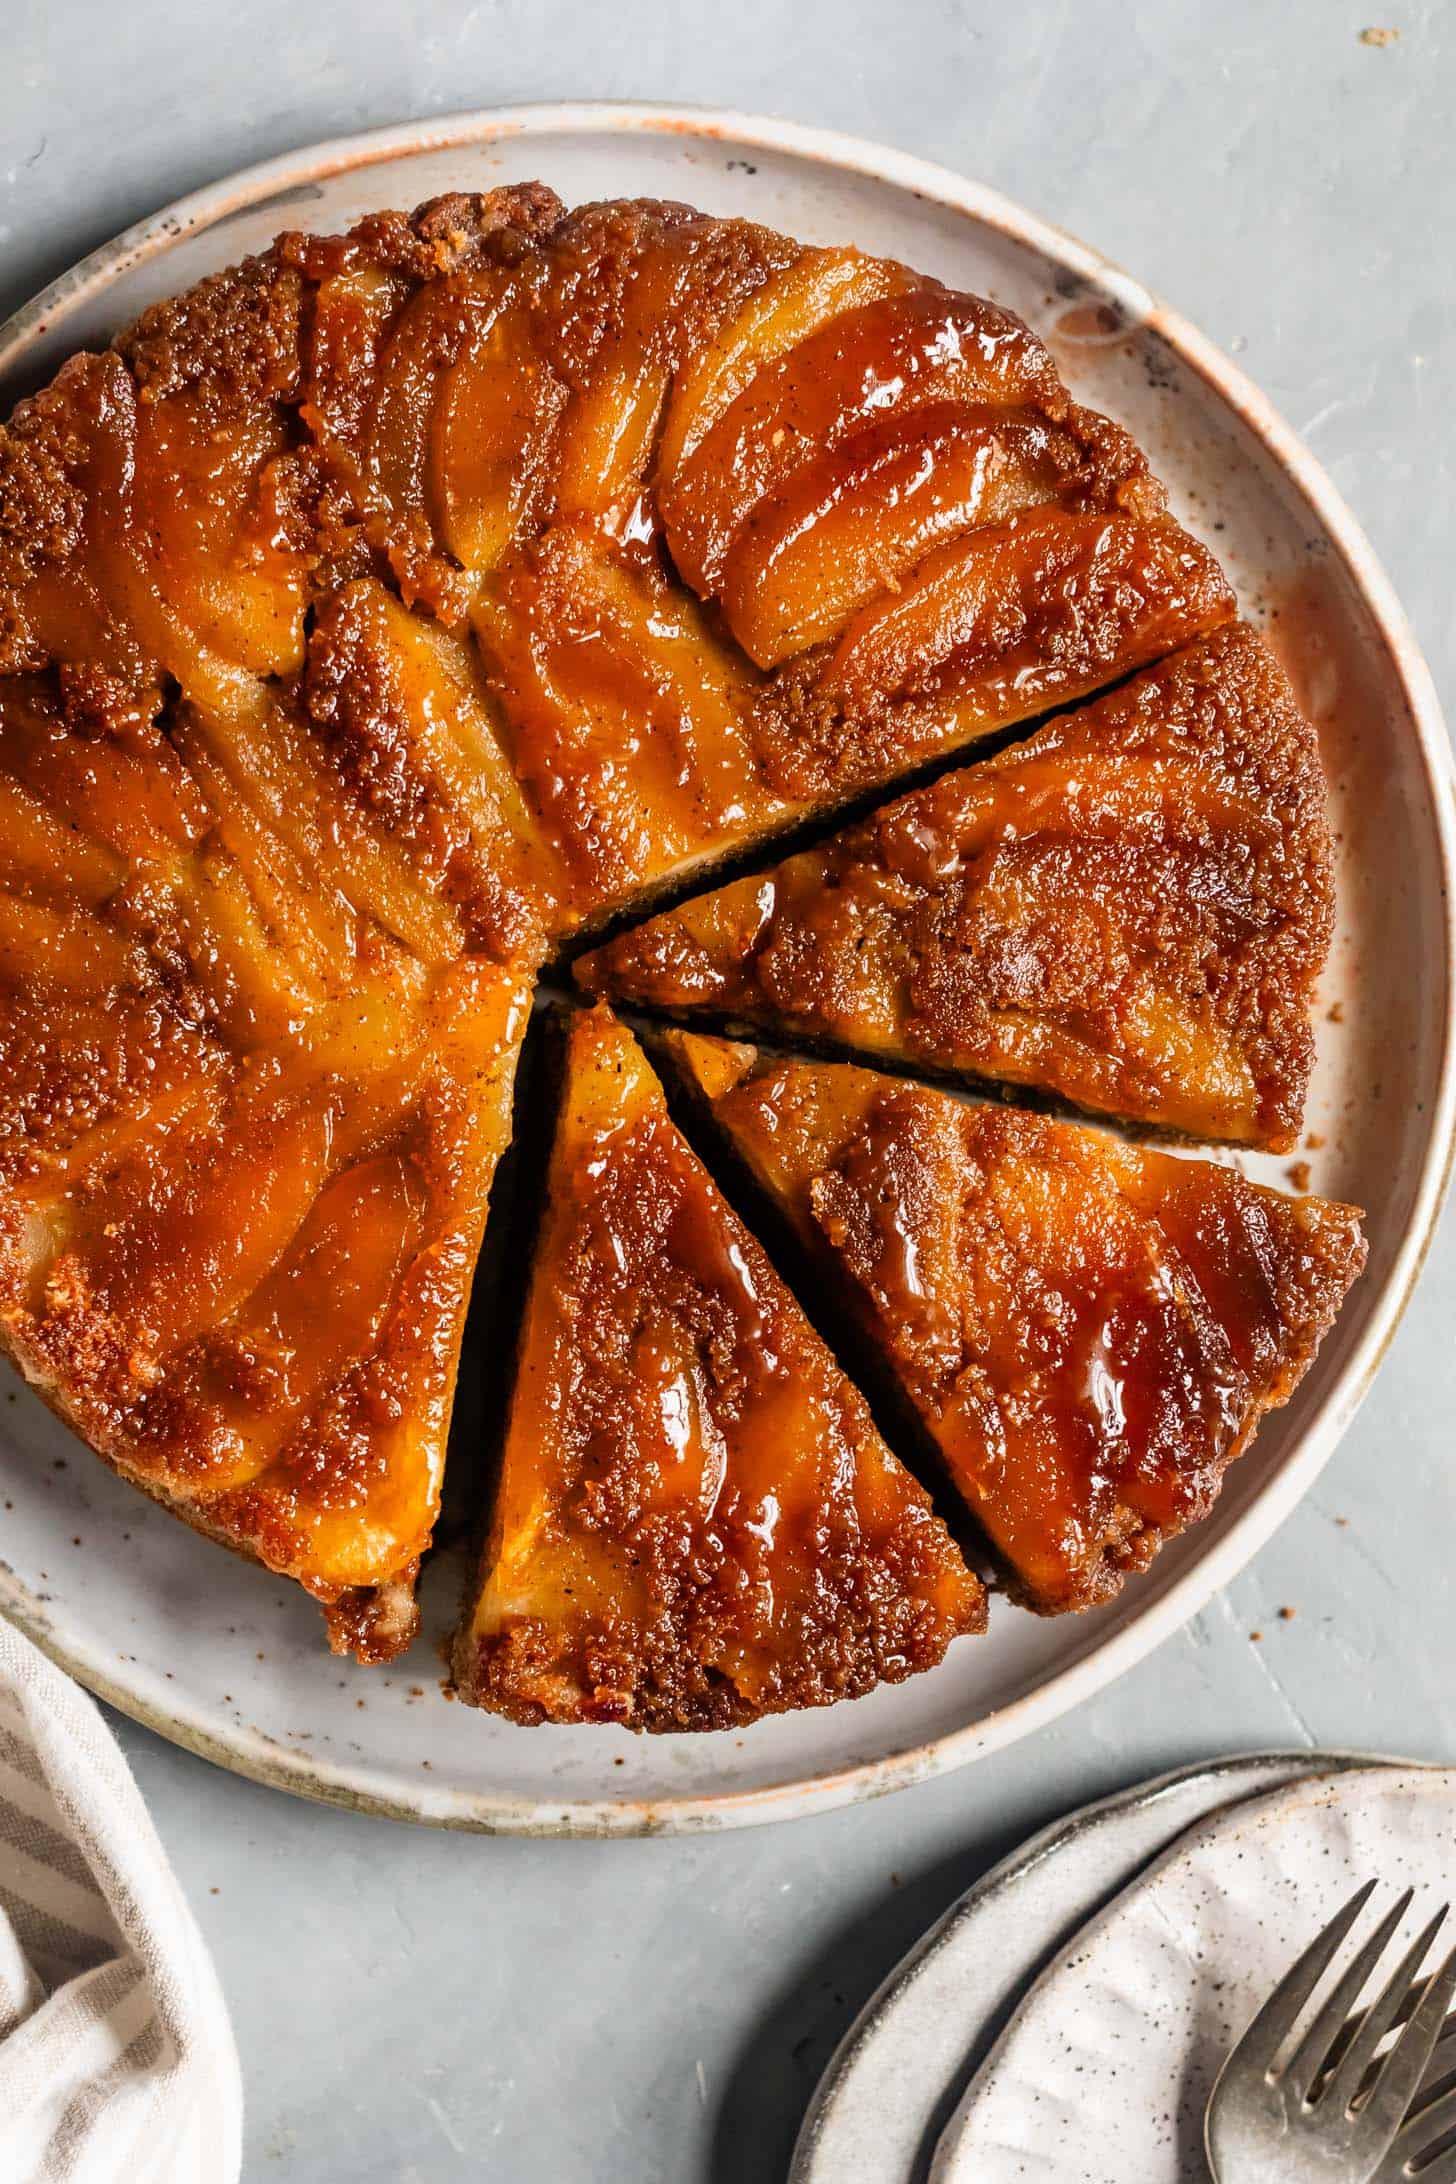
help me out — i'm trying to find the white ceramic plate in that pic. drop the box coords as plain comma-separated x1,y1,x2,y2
933,1763,1456,2182
0,106,1452,1834
790,1751,1414,2184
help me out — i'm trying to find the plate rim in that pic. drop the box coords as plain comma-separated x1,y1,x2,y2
1,100,1452,1836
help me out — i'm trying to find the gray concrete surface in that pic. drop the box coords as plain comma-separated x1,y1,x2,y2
3,3,1454,2177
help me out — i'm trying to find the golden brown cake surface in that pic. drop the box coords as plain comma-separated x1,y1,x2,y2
581,626,1334,1149
666,1034,1366,1615
1,187,1233,947
0,181,1346,1688
455,1008,983,1730
0,896,531,1659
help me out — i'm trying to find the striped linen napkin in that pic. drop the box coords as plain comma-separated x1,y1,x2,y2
0,1614,242,2183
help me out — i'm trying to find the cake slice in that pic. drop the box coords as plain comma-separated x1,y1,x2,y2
580,625,1333,1150
663,1034,1366,1615
453,1007,983,1729
0,666,535,1660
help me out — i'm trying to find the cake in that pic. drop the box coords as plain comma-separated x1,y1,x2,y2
579,625,1333,1150
0,182,1358,1705
454,1007,982,1728
662,1033,1366,1613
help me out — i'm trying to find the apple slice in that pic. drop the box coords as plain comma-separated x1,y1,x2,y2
0,676,207,865
174,696,464,966
131,388,309,678
660,287,1063,594
656,246,921,481
819,502,1235,727
473,520,770,920
720,404,1068,666
431,289,566,576
303,262,411,458
303,577,560,951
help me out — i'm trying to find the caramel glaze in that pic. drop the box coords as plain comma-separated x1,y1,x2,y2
1,188,1233,944
0,182,1238,1657
666,1035,1366,1615
580,626,1334,1151
455,1009,983,1730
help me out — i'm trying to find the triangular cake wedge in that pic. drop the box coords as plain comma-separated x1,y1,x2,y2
580,625,1332,1150
453,1007,983,1729
0,668,535,1661
663,1034,1366,1615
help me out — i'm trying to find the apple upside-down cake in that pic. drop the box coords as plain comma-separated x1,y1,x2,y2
0,182,1361,1716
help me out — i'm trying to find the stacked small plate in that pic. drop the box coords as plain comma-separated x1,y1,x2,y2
793,1752,1456,2183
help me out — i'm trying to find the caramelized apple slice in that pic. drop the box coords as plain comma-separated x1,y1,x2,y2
454,1007,982,1729
551,232,704,531
364,265,573,614
474,521,774,919
174,696,465,965
431,291,566,575
131,389,309,677
661,288,1064,594
0,993,222,1198
0,892,138,998
28,365,277,724
0,956,532,1659
304,263,412,458
67,1092,333,1357
666,1034,1366,1615
302,577,560,952
720,404,1067,667
224,959,532,1647
240,1157,419,1406
10,356,295,721
0,773,122,906
0,354,150,683
182,1153,423,1494
745,501,1235,808
0,677,208,866
656,246,921,481
582,627,1328,1148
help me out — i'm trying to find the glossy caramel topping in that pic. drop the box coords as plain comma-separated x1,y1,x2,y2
0,662,533,1658
0,183,1256,1659
2,188,1233,947
666,1035,1366,1614
456,1009,982,1730
581,626,1334,1150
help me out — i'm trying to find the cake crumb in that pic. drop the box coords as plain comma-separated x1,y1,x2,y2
1306,1131,1326,1150
1250,1629,1264,1643
1359,25,1400,44
1278,1605,1297,1621
1286,1161,1312,1191
1328,1001,1346,1023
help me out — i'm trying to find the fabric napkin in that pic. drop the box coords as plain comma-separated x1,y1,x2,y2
0,1614,242,2184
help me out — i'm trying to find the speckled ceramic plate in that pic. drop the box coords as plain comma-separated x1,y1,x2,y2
790,1750,1416,2184
0,106,1452,1834
932,1762,1456,2182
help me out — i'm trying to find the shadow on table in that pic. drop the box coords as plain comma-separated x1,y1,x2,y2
707,1815,1037,2184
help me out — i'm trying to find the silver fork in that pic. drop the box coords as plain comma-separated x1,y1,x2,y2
1205,1881,1456,2182
1373,2014,1456,2180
